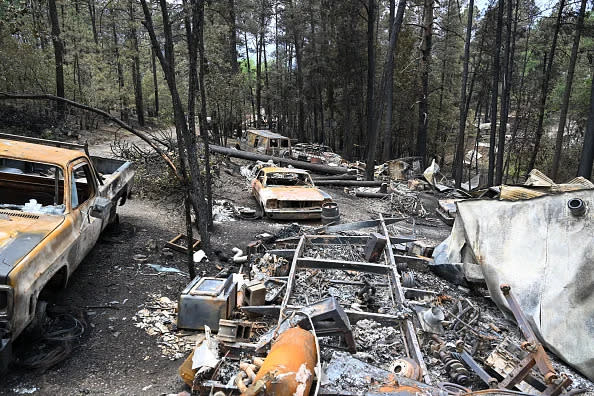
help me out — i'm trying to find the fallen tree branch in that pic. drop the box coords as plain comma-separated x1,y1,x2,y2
0,92,180,180
209,144,349,175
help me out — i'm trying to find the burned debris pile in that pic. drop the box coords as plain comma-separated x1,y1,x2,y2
135,144,592,395
134,207,592,395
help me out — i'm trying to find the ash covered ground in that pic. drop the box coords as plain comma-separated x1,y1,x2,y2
1,129,592,395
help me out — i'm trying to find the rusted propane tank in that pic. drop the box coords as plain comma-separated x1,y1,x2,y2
244,327,317,396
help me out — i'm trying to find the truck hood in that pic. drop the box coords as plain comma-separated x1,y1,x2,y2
260,186,328,201
0,211,65,283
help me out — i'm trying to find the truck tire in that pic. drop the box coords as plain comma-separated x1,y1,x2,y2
25,300,48,339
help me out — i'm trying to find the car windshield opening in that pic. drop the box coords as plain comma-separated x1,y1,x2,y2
0,158,66,215
266,172,312,186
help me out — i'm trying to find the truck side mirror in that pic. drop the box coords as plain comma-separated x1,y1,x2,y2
90,197,112,219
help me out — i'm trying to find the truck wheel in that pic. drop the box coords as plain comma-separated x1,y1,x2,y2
26,300,48,339
259,204,269,219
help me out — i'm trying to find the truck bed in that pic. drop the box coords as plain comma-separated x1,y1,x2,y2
91,156,134,202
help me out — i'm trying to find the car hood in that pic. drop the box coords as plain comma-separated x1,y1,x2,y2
260,186,328,201
0,211,65,283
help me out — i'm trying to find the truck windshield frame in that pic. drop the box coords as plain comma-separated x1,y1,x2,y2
0,157,66,214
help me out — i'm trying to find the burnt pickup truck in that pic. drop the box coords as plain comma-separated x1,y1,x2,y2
0,134,134,371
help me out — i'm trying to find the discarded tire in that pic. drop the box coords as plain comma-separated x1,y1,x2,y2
321,202,340,224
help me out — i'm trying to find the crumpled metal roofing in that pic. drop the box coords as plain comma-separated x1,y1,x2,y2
448,190,594,381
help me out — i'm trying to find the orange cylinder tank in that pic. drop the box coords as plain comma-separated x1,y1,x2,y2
245,327,317,396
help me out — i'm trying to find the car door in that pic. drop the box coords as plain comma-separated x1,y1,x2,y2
252,170,265,203
69,159,102,266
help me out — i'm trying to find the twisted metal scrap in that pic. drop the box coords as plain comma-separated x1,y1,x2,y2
370,184,428,218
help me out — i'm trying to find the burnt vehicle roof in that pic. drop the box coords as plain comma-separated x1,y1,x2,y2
247,130,290,139
260,167,310,174
0,139,85,168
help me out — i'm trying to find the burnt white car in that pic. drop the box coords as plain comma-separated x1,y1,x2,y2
251,167,332,219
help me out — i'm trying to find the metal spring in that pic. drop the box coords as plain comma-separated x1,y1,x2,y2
440,351,470,385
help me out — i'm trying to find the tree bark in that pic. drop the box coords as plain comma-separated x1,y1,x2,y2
437,0,453,170
48,0,65,119
151,48,159,116
228,0,239,74
551,0,587,180
87,0,99,45
129,1,145,126
364,0,376,180
416,0,433,164
504,0,526,182
495,0,514,185
294,26,305,142
196,0,213,227
454,0,474,188
578,65,594,179
487,0,504,186
256,24,263,126
526,0,565,174
112,17,129,123
381,0,396,162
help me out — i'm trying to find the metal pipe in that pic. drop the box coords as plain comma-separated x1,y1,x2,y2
315,179,384,187
568,198,586,216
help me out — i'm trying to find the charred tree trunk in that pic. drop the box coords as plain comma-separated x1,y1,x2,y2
416,0,433,163
263,36,271,125
112,18,129,123
495,0,514,185
437,0,453,170
87,0,99,45
504,0,525,182
527,0,565,174
244,32,256,126
48,0,65,119
381,0,396,162
487,0,504,186
364,0,376,180
228,0,239,74
578,63,594,179
129,1,145,126
551,0,587,180
151,48,159,116
256,27,263,125
454,0,474,188
140,0,211,251
196,0,213,226
294,28,305,142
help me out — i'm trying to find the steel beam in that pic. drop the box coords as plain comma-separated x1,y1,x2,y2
380,214,431,385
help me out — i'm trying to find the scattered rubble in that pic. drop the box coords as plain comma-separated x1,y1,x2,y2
132,158,594,395
133,295,196,360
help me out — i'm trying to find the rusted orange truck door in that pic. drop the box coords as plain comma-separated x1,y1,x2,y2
69,160,102,265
